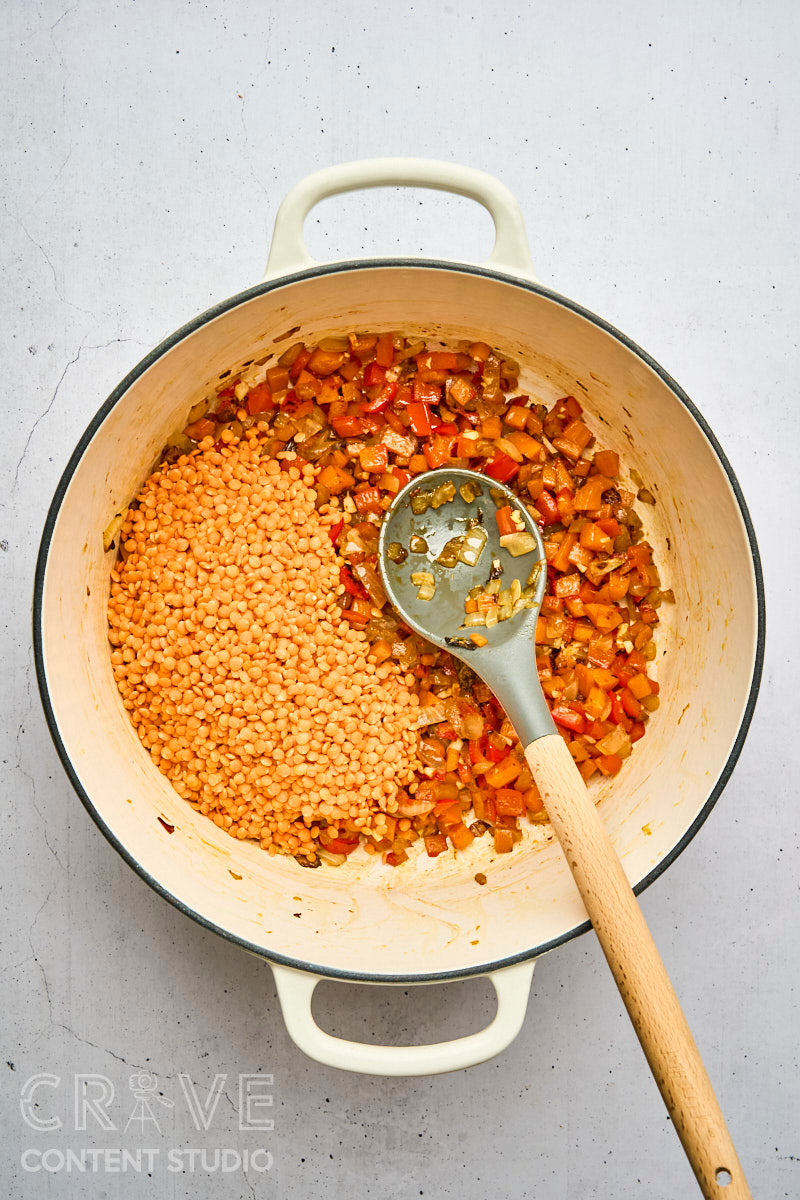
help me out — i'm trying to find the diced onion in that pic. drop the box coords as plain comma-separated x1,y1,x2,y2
459,527,487,567
430,481,457,509
500,532,539,557
494,437,524,463
411,571,436,601
459,481,483,503
317,848,347,866
436,536,465,567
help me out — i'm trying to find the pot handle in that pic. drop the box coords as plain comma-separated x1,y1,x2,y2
264,157,536,281
270,959,535,1076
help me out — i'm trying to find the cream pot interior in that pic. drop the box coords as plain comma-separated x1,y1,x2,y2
35,262,762,983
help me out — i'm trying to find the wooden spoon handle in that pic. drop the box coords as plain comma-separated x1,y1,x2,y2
525,733,751,1199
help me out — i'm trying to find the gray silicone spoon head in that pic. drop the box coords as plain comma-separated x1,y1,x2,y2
378,467,556,746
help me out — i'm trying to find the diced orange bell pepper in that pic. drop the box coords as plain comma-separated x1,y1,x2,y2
580,523,614,553
484,757,523,789
574,475,612,510
480,415,503,440
449,823,475,851
424,834,448,857
585,686,611,721
596,753,623,777
627,673,653,700
265,366,289,392
359,443,389,473
493,827,514,853
506,430,545,460
375,333,395,367
551,532,578,573
494,788,526,817
584,603,623,632
551,436,582,463
593,449,620,477
504,406,530,431
185,417,215,440
562,419,593,451
523,785,544,814
317,465,355,494
307,350,347,376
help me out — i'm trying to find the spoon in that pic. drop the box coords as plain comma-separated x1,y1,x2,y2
378,466,750,1200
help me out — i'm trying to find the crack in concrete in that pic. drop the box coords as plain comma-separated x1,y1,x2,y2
16,215,99,320
13,659,67,872
49,5,76,146
13,336,150,489
25,891,162,1075
12,334,87,491
238,91,271,206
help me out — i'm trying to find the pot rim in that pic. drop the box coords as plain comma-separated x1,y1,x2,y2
32,258,766,983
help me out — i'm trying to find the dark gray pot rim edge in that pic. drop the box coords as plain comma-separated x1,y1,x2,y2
32,258,766,985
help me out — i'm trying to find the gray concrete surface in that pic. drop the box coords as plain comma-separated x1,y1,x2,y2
2,1,797,1197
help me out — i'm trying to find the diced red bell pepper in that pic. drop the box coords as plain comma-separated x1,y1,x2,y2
328,518,344,545
361,381,398,413
551,705,586,734
340,566,369,599
535,489,560,524
620,688,644,719
495,505,518,537
324,837,360,855
359,412,386,435
406,402,433,437
390,467,412,489
483,452,519,483
609,692,633,731
468,738,486,764
363,361,386,388
341,598,371,626
413,380,441,405
485,733,508,763
331,414,366,438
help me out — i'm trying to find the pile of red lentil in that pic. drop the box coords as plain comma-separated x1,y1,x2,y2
107,331,670,868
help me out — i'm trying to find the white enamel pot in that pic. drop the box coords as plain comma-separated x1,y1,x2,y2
34,159,764,1076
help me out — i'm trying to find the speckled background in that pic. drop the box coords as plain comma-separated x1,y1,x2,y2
2,2,798,1197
